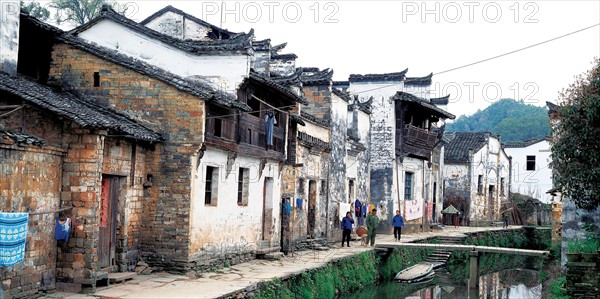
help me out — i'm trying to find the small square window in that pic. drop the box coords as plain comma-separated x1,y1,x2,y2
526,156,536,171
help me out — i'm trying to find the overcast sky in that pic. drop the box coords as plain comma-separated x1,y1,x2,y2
40,0,600,117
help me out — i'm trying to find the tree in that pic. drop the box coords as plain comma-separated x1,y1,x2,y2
50,0,130,26
551,58,600,209
20,0,50,21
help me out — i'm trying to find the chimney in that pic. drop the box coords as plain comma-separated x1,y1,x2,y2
1,1,20,76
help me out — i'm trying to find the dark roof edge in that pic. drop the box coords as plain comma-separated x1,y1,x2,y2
57,34,250,112
348,68,408,82
139,5,237,37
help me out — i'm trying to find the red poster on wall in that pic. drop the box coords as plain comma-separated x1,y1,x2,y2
426,201,433,219
100,178,109,227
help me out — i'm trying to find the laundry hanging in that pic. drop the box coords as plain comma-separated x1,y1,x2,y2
265,112,275,146
296,197,303,209
0,212,29,267
55,217,71,242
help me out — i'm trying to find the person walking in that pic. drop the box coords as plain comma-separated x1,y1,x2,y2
341,211,354,247
366,208,379,246
502,208,510,228
392,210,405,241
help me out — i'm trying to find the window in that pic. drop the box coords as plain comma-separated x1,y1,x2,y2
237,168,249,206
477,175,483,194
320,180,327,195
526,155,536,171
204,166,218,206
500,177,505,196
247,95,261,117
212,118,222,137
404,172,413,200
93,72,100,87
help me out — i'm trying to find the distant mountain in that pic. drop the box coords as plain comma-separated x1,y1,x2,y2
446,99,551,142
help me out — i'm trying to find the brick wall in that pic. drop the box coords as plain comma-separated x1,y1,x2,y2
0,142,64,298
48,43,206,269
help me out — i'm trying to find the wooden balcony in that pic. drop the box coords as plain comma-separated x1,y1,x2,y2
403,124,437,149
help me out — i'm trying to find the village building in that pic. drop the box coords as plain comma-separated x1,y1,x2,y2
503,138,553,203
443,132,511,225
1,11,163,296
346,72,454,233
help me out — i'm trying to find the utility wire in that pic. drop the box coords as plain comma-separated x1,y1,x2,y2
347,23,600,97
205,104,297,119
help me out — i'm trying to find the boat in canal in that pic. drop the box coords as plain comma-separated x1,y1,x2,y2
394,262,434,283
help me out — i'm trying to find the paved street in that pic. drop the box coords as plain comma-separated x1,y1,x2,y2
41,226,522,299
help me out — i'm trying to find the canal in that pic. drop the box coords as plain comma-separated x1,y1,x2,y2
345,254,545,299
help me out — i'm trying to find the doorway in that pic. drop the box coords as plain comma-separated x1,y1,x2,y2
432,182,437,223
488,185,495,220
262,177,274,241
99,176,119,270
307,180,317,238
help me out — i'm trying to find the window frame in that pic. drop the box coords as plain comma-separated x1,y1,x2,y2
237,167,250,206
404,172,414,200
526,155,536,171
204,166,219,206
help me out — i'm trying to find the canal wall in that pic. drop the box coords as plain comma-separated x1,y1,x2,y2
226,227,550,298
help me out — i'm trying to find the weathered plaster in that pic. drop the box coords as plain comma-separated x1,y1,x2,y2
144,11,212,41
76,19,250,93
0,1,20,75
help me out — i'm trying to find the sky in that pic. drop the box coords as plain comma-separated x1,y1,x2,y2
33,0,600,117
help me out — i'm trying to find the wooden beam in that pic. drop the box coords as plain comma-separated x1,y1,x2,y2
375,242,550,257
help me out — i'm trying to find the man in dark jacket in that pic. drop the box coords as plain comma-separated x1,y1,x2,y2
392,210,405,241
341,212,354,247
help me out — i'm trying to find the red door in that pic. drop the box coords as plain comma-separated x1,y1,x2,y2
99,176,118,269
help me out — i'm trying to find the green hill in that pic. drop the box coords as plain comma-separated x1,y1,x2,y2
446,99,551,142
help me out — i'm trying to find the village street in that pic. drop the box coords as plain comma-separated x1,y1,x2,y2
42,226,522,299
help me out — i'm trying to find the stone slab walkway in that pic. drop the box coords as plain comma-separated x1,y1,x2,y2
40,226,522,299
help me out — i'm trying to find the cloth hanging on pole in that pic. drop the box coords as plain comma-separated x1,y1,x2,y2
0,212,29,267
55,218,71,242
265,112,275,146
296,198,303,209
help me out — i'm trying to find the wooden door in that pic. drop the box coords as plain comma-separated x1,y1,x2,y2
99,176,118,269
307,180,317,238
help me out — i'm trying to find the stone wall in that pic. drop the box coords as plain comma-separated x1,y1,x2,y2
0,141,64,299
48,43,206,270
561,197,600,266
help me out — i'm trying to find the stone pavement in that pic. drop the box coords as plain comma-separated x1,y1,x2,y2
41,226,522,299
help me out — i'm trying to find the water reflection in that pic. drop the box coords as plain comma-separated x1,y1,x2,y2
345,269,542,299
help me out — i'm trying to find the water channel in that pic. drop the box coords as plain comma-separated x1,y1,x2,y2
345,255,545,299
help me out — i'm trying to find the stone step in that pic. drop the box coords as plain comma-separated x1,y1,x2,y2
256,246,281,255
261,252,284,260
108,272,136,284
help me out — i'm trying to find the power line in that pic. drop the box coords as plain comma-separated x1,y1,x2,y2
434,23,600,76
205,104,297,119
347,23,600,97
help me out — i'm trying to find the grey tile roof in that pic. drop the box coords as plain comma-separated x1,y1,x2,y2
270,68,303,85
271,53,298,61
71,5,253,54
405,73,433,86
332,88,351,103
443,132,490,163
393,92,455,119
0,130,47,147
300,111,330,127
430,95,450,106
0,73,162,143
349,69,408,82
56,34,251,112
139,5,237,40
301,68,333,86
503,137,550,148
249,73,308,105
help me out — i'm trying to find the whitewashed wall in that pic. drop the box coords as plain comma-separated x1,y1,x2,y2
76,20,250,93
189,148,281,255
403,83,430,100
144,11,213,41
0,1,20,75
505,140,553,203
